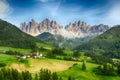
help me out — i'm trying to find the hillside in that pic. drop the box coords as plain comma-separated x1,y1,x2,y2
36,32,55,42
76,25,120,58
0,19,40,49
36,32,93,49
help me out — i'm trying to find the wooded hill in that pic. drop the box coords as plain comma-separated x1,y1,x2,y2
76,25,120,58
0,19,41,49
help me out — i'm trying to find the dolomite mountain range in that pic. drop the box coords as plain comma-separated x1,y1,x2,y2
20,18,109,38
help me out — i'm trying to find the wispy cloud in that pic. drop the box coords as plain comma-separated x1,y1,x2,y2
103,4,120,26
0,0,12,18
55,1,120,26
38,0,61,3
3,0,120,27
38,0,48,3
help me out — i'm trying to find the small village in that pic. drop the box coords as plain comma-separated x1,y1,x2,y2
16,52,44,61
0,50,44,61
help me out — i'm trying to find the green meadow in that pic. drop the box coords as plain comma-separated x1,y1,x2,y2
58,63,120,80
0,53,18,66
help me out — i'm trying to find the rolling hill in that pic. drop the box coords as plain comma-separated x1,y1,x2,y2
76,25,120,58
36,32,93,49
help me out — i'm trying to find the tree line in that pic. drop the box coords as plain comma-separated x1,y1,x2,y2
0,68,76,80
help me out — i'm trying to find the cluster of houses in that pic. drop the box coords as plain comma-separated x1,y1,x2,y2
0,50,6,53
0,50,44,61
16,52,44,61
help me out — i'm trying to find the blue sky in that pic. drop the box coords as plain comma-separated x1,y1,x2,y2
0,0,120,27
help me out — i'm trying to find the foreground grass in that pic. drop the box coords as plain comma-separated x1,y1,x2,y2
0,54,120,80
27,58,78,73
58,63,120,80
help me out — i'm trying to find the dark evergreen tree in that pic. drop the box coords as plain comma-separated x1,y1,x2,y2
68,76,72,80
59,77,63,80
51,72,58,80
117,62,120,75
72,51,81,58
39,69,51,80
34,73,39,80
82,61,86,70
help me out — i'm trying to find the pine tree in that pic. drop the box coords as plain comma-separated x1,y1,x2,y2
39,69,51,80
34,73,39,80
82,61,86,70
51,72,58,80
117,63,120,75
68,76,72,80
59,77,63,80
0,71,4,80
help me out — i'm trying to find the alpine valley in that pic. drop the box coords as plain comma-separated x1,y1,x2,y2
0,18,120,80
20,18,109,49
0,0,120,80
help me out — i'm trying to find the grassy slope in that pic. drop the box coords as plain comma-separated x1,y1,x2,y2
36,42,54,50
58,63,120,80
7,58,120,80
27,58,77,73
0,41,54,54
0,54,120,80
0,54,18,65
0,47,31,53
7,58,78,73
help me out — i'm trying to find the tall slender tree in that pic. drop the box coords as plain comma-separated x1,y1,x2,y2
82,61,86,70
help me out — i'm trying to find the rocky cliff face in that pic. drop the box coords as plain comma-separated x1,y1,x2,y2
20,18,109,38
20,18,63,36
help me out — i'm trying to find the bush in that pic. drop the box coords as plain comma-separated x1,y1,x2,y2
72,63,78,66
72,51,81,58
20,59,30,67
93,64,117,76
5,50,23,56
0,63,6,67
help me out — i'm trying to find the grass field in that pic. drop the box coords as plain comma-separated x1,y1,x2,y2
36,42,54,50
27,58,78,73
8,58,78,73
8,58,120,80
0,46,120,80
0,54,120,80
0,47,31,53
58,63,120,80
0,53,18,65
0,42,54,54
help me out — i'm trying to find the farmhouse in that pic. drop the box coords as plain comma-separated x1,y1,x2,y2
0,50,6,53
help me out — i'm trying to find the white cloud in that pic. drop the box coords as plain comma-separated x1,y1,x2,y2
0,0,12,18
38,0,49,3
103,4,120,26
38,0,57,3
38,0,61,3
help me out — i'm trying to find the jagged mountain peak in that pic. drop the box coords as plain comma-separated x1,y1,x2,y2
90,24,109,33
42,18,50,23
31,19,35,22
44,18,50,21
20,18,109,38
